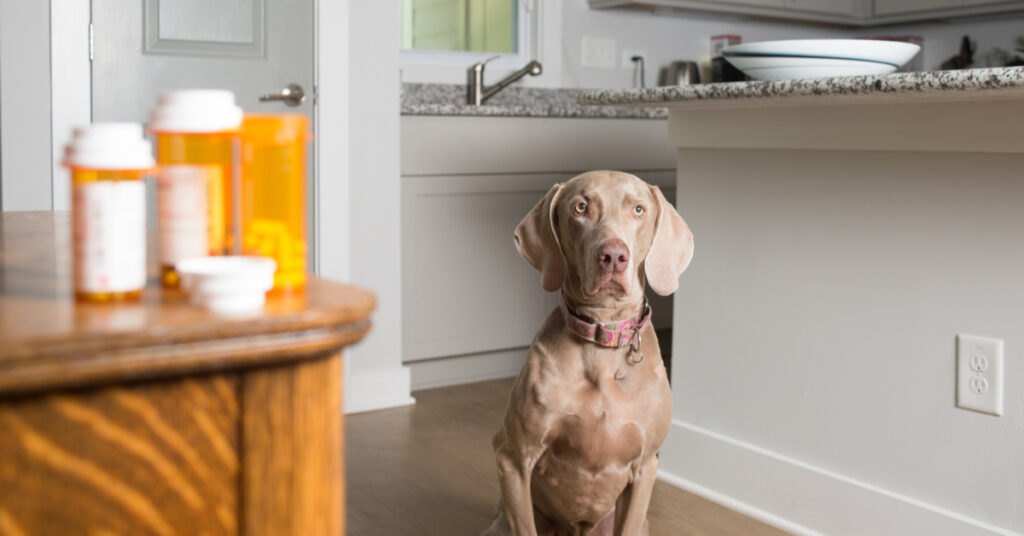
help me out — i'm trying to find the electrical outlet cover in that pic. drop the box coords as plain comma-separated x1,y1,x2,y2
956,334,1004,416
582,36,617,69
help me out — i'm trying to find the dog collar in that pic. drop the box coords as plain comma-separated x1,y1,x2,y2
559,293,652,351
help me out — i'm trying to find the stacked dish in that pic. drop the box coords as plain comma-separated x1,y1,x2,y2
177,256,277,316
722,39,921,81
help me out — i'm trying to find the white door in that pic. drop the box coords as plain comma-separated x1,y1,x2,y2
91,0,316,258
92,0,314,120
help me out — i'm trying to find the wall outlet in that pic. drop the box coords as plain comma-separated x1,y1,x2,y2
621,48,647,68
956,334,1004,416
581,36,617,69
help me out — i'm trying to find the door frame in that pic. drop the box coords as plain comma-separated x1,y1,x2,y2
40,0,342,279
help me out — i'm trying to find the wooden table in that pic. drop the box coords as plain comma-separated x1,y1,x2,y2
0,212,374,536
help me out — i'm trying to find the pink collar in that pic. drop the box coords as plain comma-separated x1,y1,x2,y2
559,293,651,349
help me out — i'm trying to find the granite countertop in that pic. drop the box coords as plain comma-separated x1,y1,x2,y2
401,83,667,119
579,67,1024,109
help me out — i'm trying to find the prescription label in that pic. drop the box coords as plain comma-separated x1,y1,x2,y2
72,180,146,293
157,165,211,265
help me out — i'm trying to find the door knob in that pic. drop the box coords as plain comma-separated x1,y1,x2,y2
259,83,305,107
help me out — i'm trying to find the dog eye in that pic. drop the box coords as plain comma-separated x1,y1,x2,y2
634,205,644,216
572,202,587,215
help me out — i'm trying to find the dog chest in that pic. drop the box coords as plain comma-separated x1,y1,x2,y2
547,394,645,474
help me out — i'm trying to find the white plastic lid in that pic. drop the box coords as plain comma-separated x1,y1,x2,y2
149,89,244,133
176,256,276,315
63,122,155,170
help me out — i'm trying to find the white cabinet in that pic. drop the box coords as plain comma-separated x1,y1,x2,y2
785,0,861,15
402,172,676,362
401,173,562,361
726,0,860,14
589,0,862,22
401,116,677,365
873,0,1024,17
723,0,784,7
590,0,1024,24
874,0,960,15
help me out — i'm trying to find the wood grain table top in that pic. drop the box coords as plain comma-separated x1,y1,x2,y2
0,211,375,397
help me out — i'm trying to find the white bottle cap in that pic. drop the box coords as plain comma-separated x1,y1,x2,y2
64,122,155,170
176,256,277,316
149,89,244,133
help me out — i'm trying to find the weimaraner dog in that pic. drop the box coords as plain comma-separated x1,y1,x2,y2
484,171,694,536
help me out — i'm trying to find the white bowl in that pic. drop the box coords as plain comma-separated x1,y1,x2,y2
722,39,921,80
176,256,276,315
723,56,897,81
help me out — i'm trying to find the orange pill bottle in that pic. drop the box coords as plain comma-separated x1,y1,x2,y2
64,123,153,302
149,90,243,287
238,115,309,292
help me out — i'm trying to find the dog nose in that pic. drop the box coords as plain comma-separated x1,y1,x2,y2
597,240,630,273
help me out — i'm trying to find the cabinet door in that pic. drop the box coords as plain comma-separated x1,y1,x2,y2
401,171,677,362
785,0,860,15
874,0,959,15
402,173,563,362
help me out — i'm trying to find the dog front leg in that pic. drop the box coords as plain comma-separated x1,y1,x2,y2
613,456,659,536
495,444,542,536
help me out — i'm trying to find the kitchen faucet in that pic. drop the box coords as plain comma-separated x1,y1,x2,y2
467,57,542,106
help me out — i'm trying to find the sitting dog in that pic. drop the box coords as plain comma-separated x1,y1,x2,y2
483,171,694,536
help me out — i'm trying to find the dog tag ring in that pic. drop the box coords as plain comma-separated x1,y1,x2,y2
628,333,644,364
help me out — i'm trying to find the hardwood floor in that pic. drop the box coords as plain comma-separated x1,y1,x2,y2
346,378,790,536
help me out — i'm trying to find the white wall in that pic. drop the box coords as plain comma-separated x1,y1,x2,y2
880,14,1024,70
558,2,850,88
315,0,350,285
343,0,415,413
0,0,54,210
667,146,1024,535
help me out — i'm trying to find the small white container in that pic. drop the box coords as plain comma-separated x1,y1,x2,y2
176,256,276,315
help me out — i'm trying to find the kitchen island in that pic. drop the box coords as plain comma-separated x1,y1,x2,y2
580,67,1024,535
0,211,374,535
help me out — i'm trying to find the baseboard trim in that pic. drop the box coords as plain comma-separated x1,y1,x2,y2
407,347,527,390
344,366,416,414
656,469,821,536
659,420,1021,536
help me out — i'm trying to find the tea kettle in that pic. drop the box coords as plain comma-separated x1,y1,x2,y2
658,61,700,86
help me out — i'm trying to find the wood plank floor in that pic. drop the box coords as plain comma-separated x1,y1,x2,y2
346,378,791,536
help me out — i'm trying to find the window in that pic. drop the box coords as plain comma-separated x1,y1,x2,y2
401,0,518,54
399,0,558,86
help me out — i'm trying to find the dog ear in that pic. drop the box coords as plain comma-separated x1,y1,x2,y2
644,185,694,296
514,183,565,292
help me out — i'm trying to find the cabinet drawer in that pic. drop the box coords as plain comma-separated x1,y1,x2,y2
401,116,674,176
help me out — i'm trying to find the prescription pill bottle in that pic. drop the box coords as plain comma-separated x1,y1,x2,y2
149,90,243,287
64,123,153,302
239,114,309,292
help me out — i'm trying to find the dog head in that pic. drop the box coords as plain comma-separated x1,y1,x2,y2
514,171,694,305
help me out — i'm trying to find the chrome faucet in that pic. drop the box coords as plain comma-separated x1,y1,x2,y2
467,57,543,106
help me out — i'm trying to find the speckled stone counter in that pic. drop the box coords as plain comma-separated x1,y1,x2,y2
402,83,667,119
579,67,1024,109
